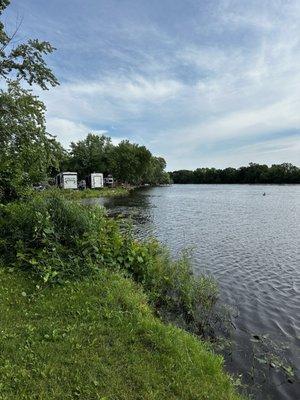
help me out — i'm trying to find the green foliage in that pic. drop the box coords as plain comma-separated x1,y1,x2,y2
63,135,170,186
0,268,242,400
171,163,300,184
0,82,61,202
0,195,112,281
0,1,58,89
0,1,59,202
0,194,222,337
55,187,129,199
109,140,152,185
66,133,113,179
147,157,171,185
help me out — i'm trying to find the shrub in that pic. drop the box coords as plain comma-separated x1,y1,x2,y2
0,194,120,281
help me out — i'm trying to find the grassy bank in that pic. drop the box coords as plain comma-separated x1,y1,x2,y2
0,268,241,400
46,187,129,200
0,194,242,399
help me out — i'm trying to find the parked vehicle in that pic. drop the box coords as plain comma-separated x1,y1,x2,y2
33,183,47,191
78,179,86,190
86,173,103,189
104,174,114,187
56,172,78,189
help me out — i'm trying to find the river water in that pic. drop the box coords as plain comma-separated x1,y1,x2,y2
85,184,300,400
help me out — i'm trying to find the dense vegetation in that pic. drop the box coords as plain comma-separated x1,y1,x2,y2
171,163,300,184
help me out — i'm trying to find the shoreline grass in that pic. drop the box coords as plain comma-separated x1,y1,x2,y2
0,267,242,400
46,187,130,200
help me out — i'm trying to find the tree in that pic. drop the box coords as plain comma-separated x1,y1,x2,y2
0,82,61,200
0,1,59,201
67,133,113,179
147,157,170,185
0,1,58,89
109,140,152,185
170,170,194,184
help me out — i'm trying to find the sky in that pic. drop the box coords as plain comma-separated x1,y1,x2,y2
4,0,300,170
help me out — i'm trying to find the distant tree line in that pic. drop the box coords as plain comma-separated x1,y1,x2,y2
170,163,300,184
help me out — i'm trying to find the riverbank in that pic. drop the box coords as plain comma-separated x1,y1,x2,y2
0,267,241,400
0,193,243,399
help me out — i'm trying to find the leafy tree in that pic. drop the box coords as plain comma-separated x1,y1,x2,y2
171,170,194,184
147,157,170,185
219,167,238,183
0,1,59,201
110,140,152,185
67,133,113,179
47,139,69,177
0,82,60,200
0,1,58,89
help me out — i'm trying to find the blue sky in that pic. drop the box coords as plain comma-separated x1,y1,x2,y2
5,0,300,169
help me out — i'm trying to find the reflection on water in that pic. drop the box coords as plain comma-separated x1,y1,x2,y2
85,185,300,400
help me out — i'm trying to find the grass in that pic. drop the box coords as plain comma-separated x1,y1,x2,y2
0,267,242,400
57,187,129,199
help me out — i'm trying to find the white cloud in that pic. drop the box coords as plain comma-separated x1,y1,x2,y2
46,118,91,147
38,0,300,168
46,117,110,148
69,76,183,102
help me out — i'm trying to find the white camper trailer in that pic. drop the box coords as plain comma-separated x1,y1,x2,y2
56,172,78,189
86,173,104,189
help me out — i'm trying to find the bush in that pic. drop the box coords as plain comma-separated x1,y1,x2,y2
0,194,118,281
0,194,223,337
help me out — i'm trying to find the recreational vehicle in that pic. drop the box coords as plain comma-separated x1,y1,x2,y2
86,173,104,189
56,172,78,189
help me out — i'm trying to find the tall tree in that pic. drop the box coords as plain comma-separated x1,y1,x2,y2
0,1,59,201
68,133,113,178
109,140,152,185
147,157,170,185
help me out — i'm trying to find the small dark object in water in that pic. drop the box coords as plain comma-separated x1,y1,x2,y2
263,192,266,196
252,334,261,340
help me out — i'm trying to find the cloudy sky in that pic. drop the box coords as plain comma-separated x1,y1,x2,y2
5,0,300,170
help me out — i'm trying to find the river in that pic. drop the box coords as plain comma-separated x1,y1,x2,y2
85,184,300,400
